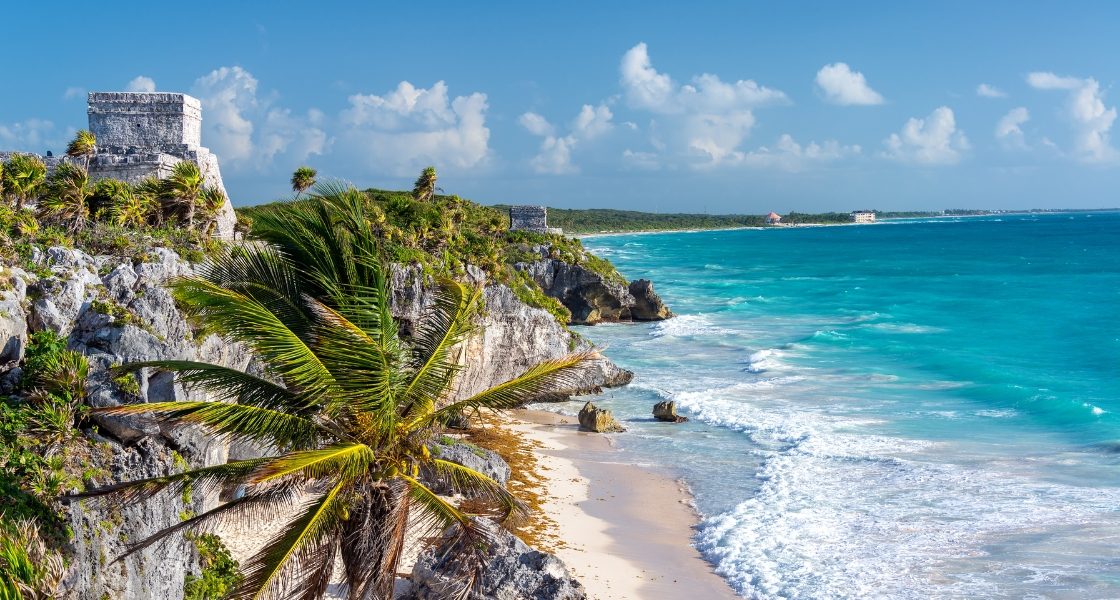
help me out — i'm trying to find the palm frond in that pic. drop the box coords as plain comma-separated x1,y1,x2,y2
168,275,336,398
114,480,305,561
246,444,374,485
90,401,324,450
427,459,527,521
235,479,349,600
425,352,595,426
113,361,309,413
399,280,480,419
67,458,269,503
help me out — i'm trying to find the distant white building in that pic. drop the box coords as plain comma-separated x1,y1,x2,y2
852,211,876,223
766,211,782,225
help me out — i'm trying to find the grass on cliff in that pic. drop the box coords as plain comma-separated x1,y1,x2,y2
240,187,629,324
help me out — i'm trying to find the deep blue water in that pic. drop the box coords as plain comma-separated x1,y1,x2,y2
552,213,1120,599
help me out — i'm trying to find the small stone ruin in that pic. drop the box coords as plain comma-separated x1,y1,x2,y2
1,92,236,237
509,205,562,235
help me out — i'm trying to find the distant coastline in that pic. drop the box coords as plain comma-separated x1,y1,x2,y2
570,207,1120,239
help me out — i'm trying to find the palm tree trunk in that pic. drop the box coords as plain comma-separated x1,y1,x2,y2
186,200,195,230
341,480,410,600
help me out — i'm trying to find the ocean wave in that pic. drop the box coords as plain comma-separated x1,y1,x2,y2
743,348,784,373
648,314,735,338
865,322,945,334
974,409,1017,418
685,408,1120,599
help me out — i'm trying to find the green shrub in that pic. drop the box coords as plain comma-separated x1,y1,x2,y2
0,517,65,599
21,331,68,390
183,534,242,600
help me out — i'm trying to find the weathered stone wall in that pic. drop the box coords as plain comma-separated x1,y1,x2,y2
509,205,549,234
88,93,201,152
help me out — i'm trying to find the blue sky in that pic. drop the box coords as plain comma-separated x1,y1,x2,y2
3,1,1120,212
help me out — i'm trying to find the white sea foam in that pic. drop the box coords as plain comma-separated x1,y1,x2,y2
648,314,734,338
974,409,1017,418
866,322,945,334
670,383,1120,599
744,349,784,373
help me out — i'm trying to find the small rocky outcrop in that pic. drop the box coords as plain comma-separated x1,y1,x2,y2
652,400,688,423
577,401,625,433
513,245,672,325
410,519,587,600
422,439,511,498
628,279,673,321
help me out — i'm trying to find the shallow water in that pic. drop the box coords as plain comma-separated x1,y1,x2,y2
546,213,1120,599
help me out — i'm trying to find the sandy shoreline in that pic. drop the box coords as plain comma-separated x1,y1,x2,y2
216,408,737,599
507,409,737,599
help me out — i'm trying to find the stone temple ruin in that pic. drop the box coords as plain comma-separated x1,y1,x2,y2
0,92,236,237
509,205,562,235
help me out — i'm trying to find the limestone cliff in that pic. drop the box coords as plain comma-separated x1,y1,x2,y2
0,248,631,600
390,264,632,399
1,248,254,600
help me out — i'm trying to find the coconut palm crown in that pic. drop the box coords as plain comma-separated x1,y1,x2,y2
290,166,317,198
38,162,93,232
2,153,47,210
71,184,591,600
161,161,204,229
65,130,97,170
411,167,440,203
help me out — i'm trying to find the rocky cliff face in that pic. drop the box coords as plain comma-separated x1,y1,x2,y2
514,246,672,325
1,247,255,600
0,249,633,599
390,265,632,400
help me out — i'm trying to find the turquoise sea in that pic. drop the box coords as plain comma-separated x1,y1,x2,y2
562,212,1120,599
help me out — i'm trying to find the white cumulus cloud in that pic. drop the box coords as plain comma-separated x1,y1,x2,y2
126,76,157,93
882,106,969,165
996,107,1030,149
572,104,614,139
815,63,884,106
63,86,86,100
191,66,327,169
619,42,786,168
0,119,66,152
518,112,554,137
339,81,490,175
521,104,614,174
729,134,861,170
976,83,1007,98
1027,71,1117,163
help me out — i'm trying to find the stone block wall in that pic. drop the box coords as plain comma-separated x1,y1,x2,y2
510,205,549,233
88,92,202,152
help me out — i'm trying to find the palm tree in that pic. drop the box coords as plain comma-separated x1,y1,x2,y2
2,153,47,210
71,185,592,599
197,185,228,235
38,163,92,232
133,177,164,226
411,167,440,203
65,130,97,170
104,182,157,229
161,161,204,229
290,166,317,198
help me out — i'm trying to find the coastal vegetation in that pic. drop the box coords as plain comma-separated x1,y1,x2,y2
0,132,231,269
72,184,593,598
522,206,990,233
289,166,316,198
0,157,624,598
242,184,627,325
